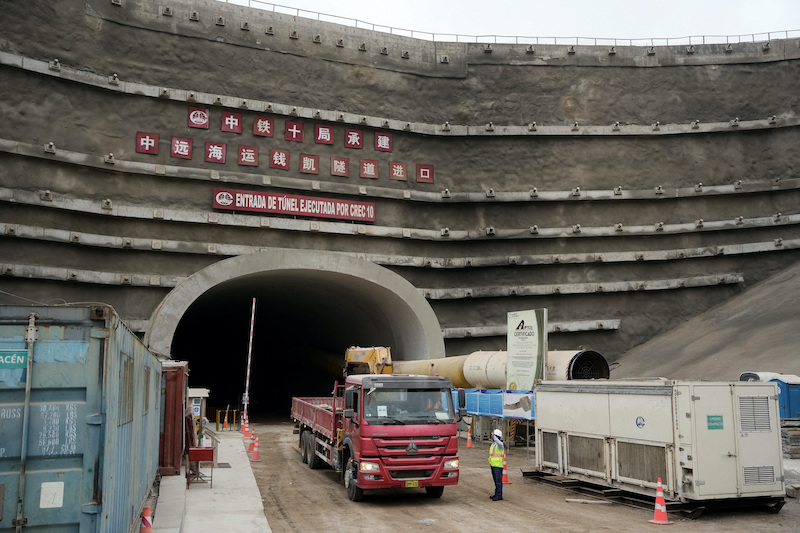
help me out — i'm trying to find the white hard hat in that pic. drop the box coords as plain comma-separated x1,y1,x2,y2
493,429,502,437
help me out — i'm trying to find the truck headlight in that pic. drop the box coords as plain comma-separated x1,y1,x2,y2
444,459,459,469
359,461,380,472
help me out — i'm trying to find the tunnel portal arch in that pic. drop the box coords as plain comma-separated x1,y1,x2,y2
145,249,445,363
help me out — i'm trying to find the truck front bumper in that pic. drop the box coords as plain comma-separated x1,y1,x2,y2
356,456,459,489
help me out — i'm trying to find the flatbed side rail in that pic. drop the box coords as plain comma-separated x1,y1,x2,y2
291,396,344,442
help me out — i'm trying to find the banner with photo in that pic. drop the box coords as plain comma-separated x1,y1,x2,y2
503,391,535,420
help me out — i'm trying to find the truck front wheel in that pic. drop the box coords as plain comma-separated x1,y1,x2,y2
425,486,444,498
344,462,364,502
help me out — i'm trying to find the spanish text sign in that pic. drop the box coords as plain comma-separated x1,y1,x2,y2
506,309,547,391
0,349,27,369
213,187,375,222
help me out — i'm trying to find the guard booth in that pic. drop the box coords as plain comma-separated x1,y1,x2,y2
189,387,210,434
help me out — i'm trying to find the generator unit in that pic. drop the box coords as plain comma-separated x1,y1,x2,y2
534,380,785,507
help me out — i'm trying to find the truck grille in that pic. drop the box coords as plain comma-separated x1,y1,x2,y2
389,469,435,480
372,435,450,466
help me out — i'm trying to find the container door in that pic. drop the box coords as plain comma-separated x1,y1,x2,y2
789,383,800,419
736,386,783,496
692,385,738,498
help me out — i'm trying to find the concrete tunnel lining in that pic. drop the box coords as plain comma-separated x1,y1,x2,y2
145,249,446,361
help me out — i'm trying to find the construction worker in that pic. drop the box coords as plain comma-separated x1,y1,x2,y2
488,428,504,501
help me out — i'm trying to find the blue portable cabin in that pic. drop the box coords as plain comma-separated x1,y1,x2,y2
771,375,800,419
0,305,162,532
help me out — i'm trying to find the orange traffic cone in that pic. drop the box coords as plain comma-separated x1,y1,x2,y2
501,453,512,484
223,411,229,431
250,434,261,462
140,506,153,533
242,414,250,440
466,426,473,448
248,430,255,452
648,478,673,525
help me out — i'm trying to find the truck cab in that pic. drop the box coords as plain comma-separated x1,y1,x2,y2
341,374,463,500
292,373,465,501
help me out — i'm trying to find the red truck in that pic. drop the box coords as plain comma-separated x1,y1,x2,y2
291,373,466,501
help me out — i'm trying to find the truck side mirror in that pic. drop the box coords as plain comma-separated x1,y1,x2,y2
457,388,467,421
345,387,355,409
344,409,354,419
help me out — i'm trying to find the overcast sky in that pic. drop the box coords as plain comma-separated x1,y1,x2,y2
227,0,799,42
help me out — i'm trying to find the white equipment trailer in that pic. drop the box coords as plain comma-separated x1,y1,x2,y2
534,380,785,513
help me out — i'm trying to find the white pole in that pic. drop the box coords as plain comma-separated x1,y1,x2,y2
244,298,256,418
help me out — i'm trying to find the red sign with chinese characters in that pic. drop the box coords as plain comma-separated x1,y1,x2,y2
389,162,407,181
138,108,438,186
285,121,304,142
360,160,379,179
331,157,349,177
238,145,259,166
416,164,434,183
315,125,334,144
253,116,274,137
171,137,193,159
136,132,159,154
213,188,375,222
270,149,290,170
345,129,363,149
299,154,319,174
221,112,243,133
205,142,226,163
375,133,392,152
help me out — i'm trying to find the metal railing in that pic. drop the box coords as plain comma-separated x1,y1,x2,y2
220,1,799,46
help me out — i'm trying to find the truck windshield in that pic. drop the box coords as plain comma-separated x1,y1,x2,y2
362,388,455,425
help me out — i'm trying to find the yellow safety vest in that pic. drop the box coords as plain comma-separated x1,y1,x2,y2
488,442,504,467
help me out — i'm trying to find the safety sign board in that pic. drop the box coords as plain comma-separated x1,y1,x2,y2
707,415,724,430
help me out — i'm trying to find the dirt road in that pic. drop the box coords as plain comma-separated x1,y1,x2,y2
248,418,799,532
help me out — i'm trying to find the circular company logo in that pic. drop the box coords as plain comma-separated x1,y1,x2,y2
215,191,234,206
636,416,645,428
189,109,208,126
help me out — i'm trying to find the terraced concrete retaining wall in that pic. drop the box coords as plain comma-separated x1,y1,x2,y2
1,0,799,363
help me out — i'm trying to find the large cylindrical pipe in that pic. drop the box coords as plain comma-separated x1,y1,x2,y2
396,351,507,389
395,350,609,388
393,356,470,388
545,350,609,380
462,351,508,389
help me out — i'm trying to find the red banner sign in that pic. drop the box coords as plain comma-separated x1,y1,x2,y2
213,188,375,222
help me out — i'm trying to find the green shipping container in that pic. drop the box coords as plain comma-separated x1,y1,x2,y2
0,306,162,532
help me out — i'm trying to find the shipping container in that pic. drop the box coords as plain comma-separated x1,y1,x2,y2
535,380,785,510
0,305,162,532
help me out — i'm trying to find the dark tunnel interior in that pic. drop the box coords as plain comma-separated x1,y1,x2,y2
169,271,407,417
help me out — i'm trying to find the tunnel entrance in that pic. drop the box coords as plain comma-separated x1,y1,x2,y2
145,250,444,416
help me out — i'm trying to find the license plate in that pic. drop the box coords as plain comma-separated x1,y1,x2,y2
404,480,419,488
